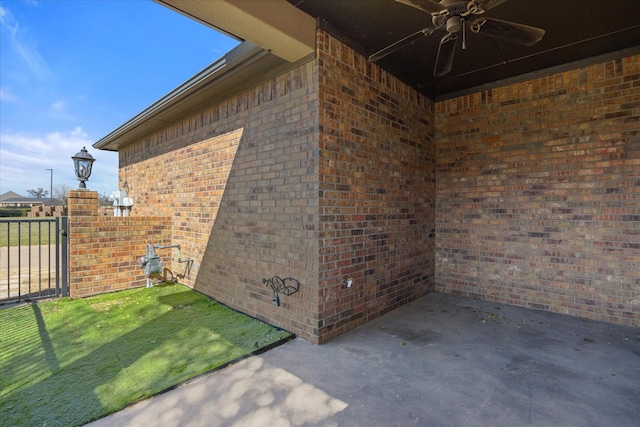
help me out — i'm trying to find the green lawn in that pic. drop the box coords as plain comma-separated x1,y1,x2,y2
0,283,292,426
0,218,55,247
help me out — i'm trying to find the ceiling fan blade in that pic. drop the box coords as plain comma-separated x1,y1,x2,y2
434,33,457,76
471,0,508,12
369,28,433,61
395,0,446,14
469,17,545,46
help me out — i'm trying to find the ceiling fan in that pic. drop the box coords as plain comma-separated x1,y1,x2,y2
369,0,545,77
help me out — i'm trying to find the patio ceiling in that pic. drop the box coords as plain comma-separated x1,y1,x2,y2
96,0,640,151
160,0,640,101
288,0,640,100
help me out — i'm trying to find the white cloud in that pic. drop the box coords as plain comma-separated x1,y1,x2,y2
70,126,86,138
0,128,118,197
50,100,65,111
47,99,78,121
0,87,18,102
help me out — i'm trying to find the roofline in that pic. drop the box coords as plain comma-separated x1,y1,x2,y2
155,0,315,62
93,42,272,152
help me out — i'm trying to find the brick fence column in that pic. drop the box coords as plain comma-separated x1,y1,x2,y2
67,190,98,217
67,190,98,298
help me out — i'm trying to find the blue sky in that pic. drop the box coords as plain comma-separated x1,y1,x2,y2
0,0,240,198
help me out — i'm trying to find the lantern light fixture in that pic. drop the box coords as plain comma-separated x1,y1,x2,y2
71,146,95,189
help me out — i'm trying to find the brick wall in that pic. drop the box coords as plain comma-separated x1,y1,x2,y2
68,190,171,298
119,128,244,285
435,55,640,326
115,30,436,342
108,33,637,339
68,189,98,217
316,30,436,340
119,61,322,341
28,205,67,217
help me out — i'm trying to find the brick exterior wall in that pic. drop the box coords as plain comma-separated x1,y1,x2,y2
67,190,171,298
119,61,322,341
435,56,640,326
119,128,245,285
316,31,436,340
115,29,435,343
103,32,637,340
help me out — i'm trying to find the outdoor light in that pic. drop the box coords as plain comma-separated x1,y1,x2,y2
71,146,95,189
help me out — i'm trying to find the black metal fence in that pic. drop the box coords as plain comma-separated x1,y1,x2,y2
0,217,68,304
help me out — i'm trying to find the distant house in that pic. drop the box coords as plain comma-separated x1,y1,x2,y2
0,191,23,205
0,192,62,208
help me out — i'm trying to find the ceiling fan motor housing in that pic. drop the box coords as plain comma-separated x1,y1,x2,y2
440,0,471,14
446,15,463,33
433,1,477,29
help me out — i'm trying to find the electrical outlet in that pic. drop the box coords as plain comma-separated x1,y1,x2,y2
342,278,353,288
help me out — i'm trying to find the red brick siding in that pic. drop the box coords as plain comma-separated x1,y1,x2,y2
67,189,98,217
316,30,437,340
119,62,322,341
435,55,640,326
115,30,436,342
120,129,243,285
67,191,171,298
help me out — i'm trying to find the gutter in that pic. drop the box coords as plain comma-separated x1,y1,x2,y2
93,42,270,151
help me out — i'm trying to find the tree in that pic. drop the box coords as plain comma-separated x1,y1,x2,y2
53,184,73,206
98,193,112,207
27,188,48,198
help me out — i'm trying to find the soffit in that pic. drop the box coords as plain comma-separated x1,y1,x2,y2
155,0,315,62
288,0,640,100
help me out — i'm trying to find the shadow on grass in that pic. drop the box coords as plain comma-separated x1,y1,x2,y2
0,284,291,427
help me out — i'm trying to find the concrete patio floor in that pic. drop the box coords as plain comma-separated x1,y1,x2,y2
87,293,640,426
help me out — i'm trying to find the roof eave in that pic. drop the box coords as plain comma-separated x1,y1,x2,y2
94,42,301,152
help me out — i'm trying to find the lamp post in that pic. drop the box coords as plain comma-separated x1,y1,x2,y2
46,168,53,207
71,147,95,189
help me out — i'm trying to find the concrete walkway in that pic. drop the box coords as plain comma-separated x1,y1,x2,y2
87,293,640,427
0,244,57,301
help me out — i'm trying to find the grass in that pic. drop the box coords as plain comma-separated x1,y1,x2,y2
0,218,55,247
0,282,292,426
